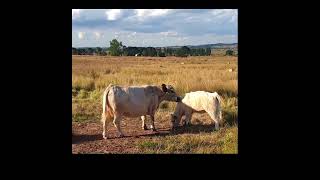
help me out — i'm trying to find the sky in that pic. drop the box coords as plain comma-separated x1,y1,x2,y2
72,9,238,47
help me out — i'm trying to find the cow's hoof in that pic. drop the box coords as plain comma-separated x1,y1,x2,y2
152,128,158,132
118,134,124,138
103,136,107,140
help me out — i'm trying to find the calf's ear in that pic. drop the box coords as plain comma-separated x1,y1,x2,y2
161,84,168,92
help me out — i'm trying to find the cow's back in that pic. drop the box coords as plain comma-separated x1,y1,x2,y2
182,91,215,112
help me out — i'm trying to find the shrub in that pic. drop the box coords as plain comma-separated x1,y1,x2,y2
104,69,111,74
225,50,234,56
159,102,169,109
89,70,99,80
90,90,102,101
78,89,89,99
72,89,78,97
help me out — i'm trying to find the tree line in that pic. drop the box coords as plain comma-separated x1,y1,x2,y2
73,39,213,57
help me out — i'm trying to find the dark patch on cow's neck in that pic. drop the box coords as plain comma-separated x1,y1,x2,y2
158,91,167,104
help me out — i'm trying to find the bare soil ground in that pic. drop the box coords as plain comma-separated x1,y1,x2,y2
72,118,167,153
72,114,220,154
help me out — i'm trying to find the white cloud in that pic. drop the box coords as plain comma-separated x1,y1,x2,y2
78,32,85,39
135,9,146,17
160,31,178,37
150,9,170,16
105,9,122,21
72,9,80,19
94,32,103,39
134,9,171,20
229,10,238,23
211,9,237,21
72,9,238,47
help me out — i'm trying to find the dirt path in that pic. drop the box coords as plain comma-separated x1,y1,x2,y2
72,113,225,154
72,117,173,154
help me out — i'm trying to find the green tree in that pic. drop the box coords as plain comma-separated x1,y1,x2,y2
122,47,129,56
88,48,94,55
200,48,205,56
206,48,211,56
146,47,157,56
72,47,78,55
190,49,196,56
196,49,201,56
226,49,234,56
142,49,148,56
109,39,123,56
95,47,102,55
175,46,190,57
158,51,165,57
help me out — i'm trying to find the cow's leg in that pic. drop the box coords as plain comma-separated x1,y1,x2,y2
208,112,219,131
141,115,148,130
101,113,108,139
150,115,157,132
113,114,124,137
183,113,192,126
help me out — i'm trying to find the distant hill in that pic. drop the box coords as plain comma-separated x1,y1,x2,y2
166,43,238,49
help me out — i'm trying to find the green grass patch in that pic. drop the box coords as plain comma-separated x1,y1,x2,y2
136,126,238,154
72,98,101,123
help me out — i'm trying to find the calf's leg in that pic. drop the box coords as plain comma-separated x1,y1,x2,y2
208,112,219,130
183,113,192,126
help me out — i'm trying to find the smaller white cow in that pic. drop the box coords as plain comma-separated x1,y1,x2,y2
171,91,223,130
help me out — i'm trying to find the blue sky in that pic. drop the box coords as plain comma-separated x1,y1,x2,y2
72,9,238,47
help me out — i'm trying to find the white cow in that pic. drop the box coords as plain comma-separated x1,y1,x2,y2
170,91,223,131
101,84,181,139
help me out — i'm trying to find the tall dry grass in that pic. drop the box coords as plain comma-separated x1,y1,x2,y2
72,55,237,97
72,55,238,122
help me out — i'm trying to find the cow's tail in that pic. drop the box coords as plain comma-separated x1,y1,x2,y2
215,93,223,121
101,84,114,123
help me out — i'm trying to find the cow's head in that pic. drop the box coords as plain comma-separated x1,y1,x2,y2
161,84,181,102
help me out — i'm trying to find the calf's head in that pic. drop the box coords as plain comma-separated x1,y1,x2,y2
161,84,181,102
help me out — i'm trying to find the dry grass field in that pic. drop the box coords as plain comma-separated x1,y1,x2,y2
72,55,238,154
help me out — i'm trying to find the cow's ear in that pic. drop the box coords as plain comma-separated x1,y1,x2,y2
161,84,168,92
